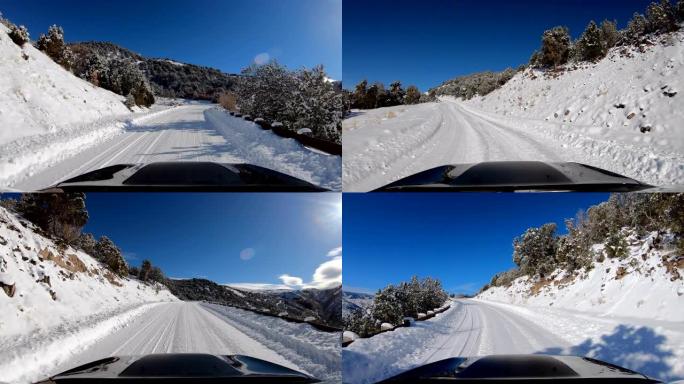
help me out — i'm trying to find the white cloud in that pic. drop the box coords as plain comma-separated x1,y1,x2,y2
326,246,342,258
279,274,304,286
306,255,342,289
229,246,342,291
254,52,270,65
240,248,255,261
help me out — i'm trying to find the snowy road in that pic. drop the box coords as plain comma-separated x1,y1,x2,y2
342,299,570,384
342,99,684,191
51,302,297,374
17,301,341,384
343,297,684,383
9,103,341,191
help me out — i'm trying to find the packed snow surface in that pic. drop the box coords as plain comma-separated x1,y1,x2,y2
343,32,684,191
0,207,178,383
5,103,341,191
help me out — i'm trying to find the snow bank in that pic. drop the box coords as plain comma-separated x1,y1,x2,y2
0,206,178,383
477,231,684,322
205,108,342,190
201,302,341,383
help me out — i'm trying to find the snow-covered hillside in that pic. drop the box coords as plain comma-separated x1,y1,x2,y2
477,230,684,322
0,206,178,383
0,24,130,145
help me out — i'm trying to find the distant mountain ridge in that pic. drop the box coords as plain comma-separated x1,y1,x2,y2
69,41,239,100
165,277,342,328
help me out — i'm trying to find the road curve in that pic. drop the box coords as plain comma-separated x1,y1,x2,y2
342,100,567,192
342,299,569,384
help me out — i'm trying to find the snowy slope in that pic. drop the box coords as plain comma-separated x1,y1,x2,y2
467,32,684,159
477,231,684,322
0,24,130,146
0,206,178,383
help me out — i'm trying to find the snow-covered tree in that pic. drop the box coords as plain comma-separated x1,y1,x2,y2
94,236,128,277
139,259,152,281
513,223,558,278
646,0,678,33
600,20,620,49
540,26,571,67
575,21,605,61
404,85,421,104
36,25,74,70
16,193,88,244
8,25,30,47
372,285,404,325
625,12,648,42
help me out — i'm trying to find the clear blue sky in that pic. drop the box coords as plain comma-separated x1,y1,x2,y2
343,193,609,295
80,193,341,288
343,0,654,90
1,0,342,79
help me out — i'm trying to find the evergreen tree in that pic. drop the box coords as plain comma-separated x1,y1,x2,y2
94,236,128,276
646,0,677,33
404,85,421,104
576,21,605,61
36,25,74,70
139,259,152,282
512,223,558,278
626,13,648,42
600,20,620,49
16,193,88,244
540,26,571,67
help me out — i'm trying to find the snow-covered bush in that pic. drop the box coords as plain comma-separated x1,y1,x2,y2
8,25,30,47
605,230,629,259
93,236,128,277
98,59,155,107
36,25,74,71
432,69,518,100
236,61,341,143
600,19,620,49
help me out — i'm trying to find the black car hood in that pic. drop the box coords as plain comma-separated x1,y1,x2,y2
377,355,661,383
36,353,319,383
374,161,655,192
41,162,328,192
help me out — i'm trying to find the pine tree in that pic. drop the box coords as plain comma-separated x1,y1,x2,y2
36,25,74,70
16,193,88,243
404,85,421,104
646,0,677,33
540,26,571,67
626,13,648,42
576,21,605,61
94,236,128,276
600,20,620,49
139,260,152,282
